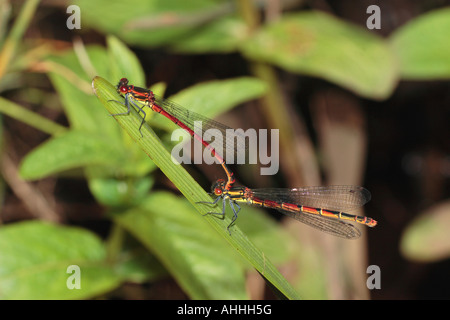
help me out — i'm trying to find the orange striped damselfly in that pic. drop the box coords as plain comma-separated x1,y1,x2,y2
199,179,377,239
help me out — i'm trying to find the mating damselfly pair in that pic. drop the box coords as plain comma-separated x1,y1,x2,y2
110,78,377,239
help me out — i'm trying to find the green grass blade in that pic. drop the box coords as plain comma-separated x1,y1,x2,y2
0,97,67,136
92,76,301,300
0,0,40,78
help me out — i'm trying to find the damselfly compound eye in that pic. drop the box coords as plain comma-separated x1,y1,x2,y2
214,187,223,196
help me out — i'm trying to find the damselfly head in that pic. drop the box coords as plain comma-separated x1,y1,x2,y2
211,179,226,196
116,78,129,95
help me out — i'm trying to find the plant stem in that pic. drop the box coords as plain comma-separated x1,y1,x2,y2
0,97,67,136
105,222,125,263
0,0,41,79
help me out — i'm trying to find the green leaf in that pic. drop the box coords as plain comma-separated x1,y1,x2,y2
19,129,155,180
400,200,450,262
169,77,267,116
0,221,121,299
88,176,154,207
47,46,120,136
115,192,248,299
77,0,233,47
19,131,123,180
107,35,146,86
114,246,168,284
47,44,110,82
389,7,450,79
241,11,398,100
170,16,247,53
93,76,300,299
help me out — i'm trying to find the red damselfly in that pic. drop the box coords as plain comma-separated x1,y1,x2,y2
112,78,244,190
199,179,377,239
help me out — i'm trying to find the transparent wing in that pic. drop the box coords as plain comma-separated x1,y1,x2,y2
251,185,371,212
154,95,248,156
276,208,361,239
